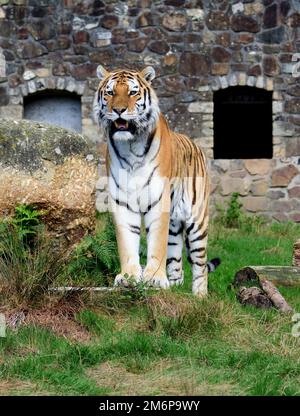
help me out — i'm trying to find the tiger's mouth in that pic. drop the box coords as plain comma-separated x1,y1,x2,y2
114,119,129,130
110,118,137,136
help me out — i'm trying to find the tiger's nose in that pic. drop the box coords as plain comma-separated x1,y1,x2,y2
113,108,126,115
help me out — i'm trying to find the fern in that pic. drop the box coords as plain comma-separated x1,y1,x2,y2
68,214,119,286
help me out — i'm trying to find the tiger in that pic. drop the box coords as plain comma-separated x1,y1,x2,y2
94,65,220,297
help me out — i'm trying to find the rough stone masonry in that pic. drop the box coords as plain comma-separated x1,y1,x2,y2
0,0,300,221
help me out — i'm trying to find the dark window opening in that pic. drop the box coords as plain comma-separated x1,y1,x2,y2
213,86,273,159
24,90,82,133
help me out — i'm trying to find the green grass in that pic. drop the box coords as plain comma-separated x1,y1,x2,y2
0,220,300,396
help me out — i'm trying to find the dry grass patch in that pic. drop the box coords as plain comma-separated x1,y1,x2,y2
0,379,52,396
86,359,237,396
3,294,91,343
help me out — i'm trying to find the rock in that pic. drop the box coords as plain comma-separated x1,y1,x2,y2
101,14,119,29
287,85,300,97
286,138,300,157
148,40,169,55
285,99,300,114
0,119,98,248
263,3,277,29
23,70,36,80
188,101,213,113
221,177,250,196
179,52,210,76
273,200,292,212
244,159,272,175
237,33,254,43
18,40,47,58
243,197,269,212
231,15,259,33
267,190,286,199
30,18,56,40
290,13,300,28
73,30,89,44
248,64,262,76
92,30,112,47
280,0,290,17
271,165,299,187
136,11,154,27
263,55,280,76
70,63,98,80
0,19,13,37
162,12,187,31
273,212,289,222
211,63,230,75
206,11,229,30
127,36,148,52
251,180,269,196
288,186,300,198
212,46,231,63
258,26,287,44
290,213,300,222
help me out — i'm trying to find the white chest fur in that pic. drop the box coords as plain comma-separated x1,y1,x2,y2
108,136,163,213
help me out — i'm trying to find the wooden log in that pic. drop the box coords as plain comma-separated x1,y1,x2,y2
236,287,273,309
234,266,300,288
259,278,293,313
234,266,294,313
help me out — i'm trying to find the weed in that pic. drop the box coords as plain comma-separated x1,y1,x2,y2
0,224,67,307
215,193,266,231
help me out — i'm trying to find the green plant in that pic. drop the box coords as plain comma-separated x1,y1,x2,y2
12,204,45,249
0,223,67,307
68,214,119,286
215,193,265,231
223,192,242,228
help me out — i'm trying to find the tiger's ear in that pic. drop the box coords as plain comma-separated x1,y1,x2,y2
140,66,156,84
96,65,108,81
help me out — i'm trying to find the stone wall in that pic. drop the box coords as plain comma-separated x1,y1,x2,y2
0,0,300,220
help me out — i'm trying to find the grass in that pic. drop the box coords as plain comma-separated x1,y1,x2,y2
0,218,300,396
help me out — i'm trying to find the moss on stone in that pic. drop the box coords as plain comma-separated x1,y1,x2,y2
0,119,97,172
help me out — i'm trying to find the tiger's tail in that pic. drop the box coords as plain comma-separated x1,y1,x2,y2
207,257,221,273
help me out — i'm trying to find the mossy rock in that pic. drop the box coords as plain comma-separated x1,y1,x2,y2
0,118,97,172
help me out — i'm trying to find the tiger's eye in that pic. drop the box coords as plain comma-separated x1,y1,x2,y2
129,90,138,96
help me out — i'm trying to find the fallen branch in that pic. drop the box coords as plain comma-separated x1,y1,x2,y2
234,266,294,313
49,286,160,293
259,278,293,313
234,266,300,288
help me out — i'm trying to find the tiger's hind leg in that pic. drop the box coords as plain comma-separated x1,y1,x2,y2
185,218,208,297
167,220,184,286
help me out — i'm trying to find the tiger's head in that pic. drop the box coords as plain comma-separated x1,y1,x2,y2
94,66,160,141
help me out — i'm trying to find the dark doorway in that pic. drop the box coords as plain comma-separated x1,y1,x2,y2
24,90,82,133
213,86,273,159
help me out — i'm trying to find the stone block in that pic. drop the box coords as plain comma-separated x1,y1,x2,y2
244,159,272,176
243,197,269,212
271,164,299,187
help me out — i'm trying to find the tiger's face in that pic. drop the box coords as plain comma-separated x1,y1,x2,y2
94,66,159,141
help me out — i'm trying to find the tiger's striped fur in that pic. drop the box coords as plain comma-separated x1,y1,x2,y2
94,65,219,296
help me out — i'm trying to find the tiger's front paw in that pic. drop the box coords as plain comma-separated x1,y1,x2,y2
143,268,170,289
114,265,142,288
